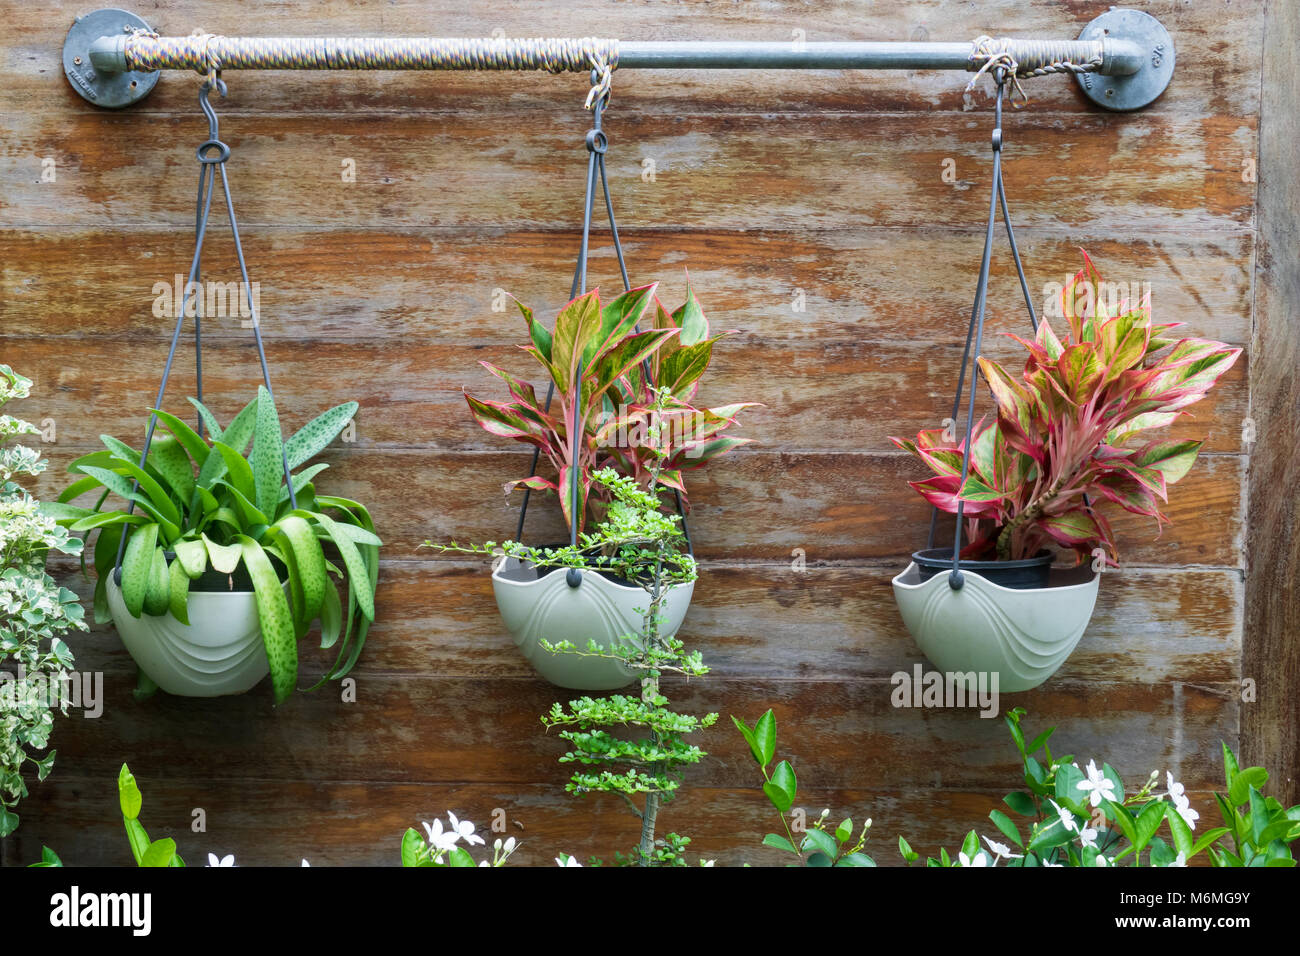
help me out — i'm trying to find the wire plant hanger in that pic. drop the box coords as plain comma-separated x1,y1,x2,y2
111,74,296,584
927,66,1045,592
512,63,692,589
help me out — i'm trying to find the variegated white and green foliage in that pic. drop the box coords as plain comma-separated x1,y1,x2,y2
1,365,87,838
43,387,380,705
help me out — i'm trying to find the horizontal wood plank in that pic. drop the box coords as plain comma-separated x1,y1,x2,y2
14,675,1238,791
0,230,1254,346
3,336,1249,453
0,113,1256,233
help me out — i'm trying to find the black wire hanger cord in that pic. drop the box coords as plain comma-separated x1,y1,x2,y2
513,69,693,587
926,68,1040,591
113,75,296,582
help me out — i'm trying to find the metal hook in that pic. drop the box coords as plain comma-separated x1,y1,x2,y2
197,76,231,164
198,74,227,141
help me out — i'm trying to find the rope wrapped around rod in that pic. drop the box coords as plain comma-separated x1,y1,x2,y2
124,32,621,78
966,35,1104,105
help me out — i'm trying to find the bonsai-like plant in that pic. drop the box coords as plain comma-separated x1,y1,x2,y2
465,281,754,533
529,400,716,867
1,365,87,837
900,708,1300,867
891,253,1240,566
44,387,380,704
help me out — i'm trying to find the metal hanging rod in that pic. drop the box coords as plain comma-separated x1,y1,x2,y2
64,7,1174,111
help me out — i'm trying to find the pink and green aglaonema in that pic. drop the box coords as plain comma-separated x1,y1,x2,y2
891,252,1241,567
464,280,757,533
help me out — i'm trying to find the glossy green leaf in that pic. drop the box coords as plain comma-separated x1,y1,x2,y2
752,709,776,768
141,838,177,868
761,833,796,854
118,764,142,821
763,760,797,813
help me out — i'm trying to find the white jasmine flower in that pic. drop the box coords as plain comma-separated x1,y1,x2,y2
301,859,310,867
1078,824,1099,849
1095,855,1111,867
1077,760,1118,807
1049,799,1079,833
1172,795,1199,830
556,854,582,867
207,853,235,867
981,836,1022,860
957,850,990,867
447,812,485,847
1168,853,1187,867
1166,772,1186,802
423,818,459,852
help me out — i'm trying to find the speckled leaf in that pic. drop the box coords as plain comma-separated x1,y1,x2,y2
284,401,359,471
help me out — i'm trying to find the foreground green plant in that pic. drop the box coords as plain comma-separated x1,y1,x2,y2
400,812,520,867
1,365,86,838
44,387,380,703
901,708,1300,867
734,708,875,866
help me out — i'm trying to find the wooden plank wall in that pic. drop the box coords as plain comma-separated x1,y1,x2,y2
1243,0,1299,806
0,1,1266,866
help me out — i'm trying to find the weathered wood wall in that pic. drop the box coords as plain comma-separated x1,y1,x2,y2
0,0,1272,866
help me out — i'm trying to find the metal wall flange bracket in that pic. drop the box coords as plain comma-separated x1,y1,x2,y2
63,8,158,108
1075,8,1174,110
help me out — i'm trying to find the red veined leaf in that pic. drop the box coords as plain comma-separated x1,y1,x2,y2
1056,343,1103,403
1132,439,1202,485
909,476,1000,517
503,475,557,496
1035,316,1066,361
957,474,1005,503
1107,458,1169,501
671,282,710,346
587,283,659,368
1038,509,1104,547
667,436,755,471
551,290,604,393
1092,475,1164,518
464,395,544,442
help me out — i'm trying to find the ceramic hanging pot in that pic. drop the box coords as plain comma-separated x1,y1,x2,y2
106,566,271,698
492,555,695,691
892,559,1100,692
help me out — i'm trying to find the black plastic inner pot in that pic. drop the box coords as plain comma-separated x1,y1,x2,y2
911,548,1054,590
518,543,642,588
